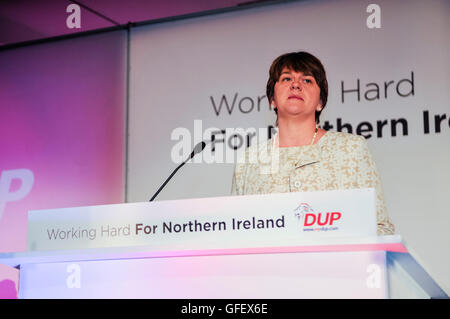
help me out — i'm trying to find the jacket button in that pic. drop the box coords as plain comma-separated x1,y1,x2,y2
294,181,301,188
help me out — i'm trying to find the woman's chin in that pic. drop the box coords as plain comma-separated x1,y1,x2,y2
278,108,312,119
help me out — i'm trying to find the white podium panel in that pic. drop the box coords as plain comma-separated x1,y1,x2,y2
18,250,387,299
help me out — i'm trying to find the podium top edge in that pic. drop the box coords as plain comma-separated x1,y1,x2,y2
0,235,404,268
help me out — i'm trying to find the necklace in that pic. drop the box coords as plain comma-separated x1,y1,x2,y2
310,124,319,145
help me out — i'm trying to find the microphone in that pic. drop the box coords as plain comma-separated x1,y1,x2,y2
149,141,207,202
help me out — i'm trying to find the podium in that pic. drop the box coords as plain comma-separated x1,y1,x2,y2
0,189,448,299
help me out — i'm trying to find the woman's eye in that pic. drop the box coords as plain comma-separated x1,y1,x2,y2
303,78,313,83
281,77,291,82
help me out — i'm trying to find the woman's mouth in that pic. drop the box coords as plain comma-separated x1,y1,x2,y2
288,95,304,101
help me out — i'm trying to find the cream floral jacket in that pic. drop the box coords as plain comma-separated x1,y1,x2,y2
231,130,395,235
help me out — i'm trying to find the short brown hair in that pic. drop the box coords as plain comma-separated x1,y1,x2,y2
266,51,328,124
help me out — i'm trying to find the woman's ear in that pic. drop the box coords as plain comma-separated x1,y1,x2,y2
271,101,276,109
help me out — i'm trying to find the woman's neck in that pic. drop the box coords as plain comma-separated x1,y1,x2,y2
277,117,317,147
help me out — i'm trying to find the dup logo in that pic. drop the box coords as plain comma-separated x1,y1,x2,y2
0,169,34,221
293,203,342,231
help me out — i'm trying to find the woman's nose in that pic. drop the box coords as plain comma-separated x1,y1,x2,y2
291,79,302,90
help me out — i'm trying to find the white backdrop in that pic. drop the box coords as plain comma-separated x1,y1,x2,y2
129,0,450,294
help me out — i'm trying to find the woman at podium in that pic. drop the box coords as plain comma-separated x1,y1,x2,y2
231,51,395,235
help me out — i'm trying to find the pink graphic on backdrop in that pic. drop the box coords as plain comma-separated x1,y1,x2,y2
0,31,126,252
0,264,19,299
0,280,18,299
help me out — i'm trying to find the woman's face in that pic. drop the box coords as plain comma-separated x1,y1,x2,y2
272,67,322,121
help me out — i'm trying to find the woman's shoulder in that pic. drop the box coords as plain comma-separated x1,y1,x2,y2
322,130,366,145
320,130,369,159
234,137,272,166
244,137,272,154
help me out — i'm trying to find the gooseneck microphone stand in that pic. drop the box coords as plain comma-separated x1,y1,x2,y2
149,141,206,202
